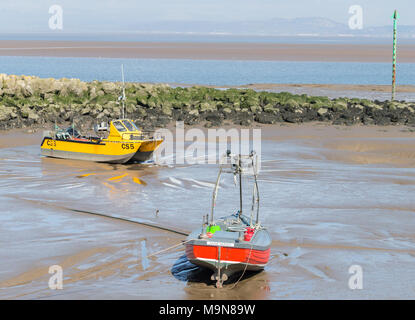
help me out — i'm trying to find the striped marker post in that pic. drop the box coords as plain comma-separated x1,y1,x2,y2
392,10,399,101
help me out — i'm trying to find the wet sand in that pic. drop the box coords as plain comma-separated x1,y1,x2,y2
244,84,415,103
204,83,415,93
0,129,43,149
1,40,415,62
1,123,415,299
173,83,415,102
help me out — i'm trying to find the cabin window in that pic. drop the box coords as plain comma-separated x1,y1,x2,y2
113,121,127,132
128,120,140,131
122,120,135,132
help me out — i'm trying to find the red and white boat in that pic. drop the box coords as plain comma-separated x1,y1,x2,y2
185,152,271,288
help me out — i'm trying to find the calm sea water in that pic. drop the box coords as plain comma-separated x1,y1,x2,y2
0,56,414,86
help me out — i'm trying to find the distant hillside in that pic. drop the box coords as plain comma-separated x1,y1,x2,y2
131,17,415,38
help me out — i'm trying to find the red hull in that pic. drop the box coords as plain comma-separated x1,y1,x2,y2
186,243,270,267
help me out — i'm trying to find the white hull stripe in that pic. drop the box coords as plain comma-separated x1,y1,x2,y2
195,257,266,267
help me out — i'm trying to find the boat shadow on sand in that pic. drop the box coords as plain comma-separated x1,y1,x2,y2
171,254,262,287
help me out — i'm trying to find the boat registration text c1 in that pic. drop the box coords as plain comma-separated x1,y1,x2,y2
121,143,135,150
46,139,57,147
206,241,235,247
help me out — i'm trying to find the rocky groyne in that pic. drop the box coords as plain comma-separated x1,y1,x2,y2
0,74,415,131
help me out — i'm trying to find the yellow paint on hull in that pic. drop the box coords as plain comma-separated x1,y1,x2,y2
139,140,163,152
41,138,141,163
41,138,141,156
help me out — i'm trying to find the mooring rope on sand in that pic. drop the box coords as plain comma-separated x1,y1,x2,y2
10,196,254,289
68,207,190,236
11,196,189,236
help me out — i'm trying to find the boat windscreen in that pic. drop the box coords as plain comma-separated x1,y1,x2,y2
122,120,136,132
128,120,140,131
113,121,127,132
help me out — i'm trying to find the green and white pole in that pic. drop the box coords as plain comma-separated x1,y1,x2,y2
392,10,399,101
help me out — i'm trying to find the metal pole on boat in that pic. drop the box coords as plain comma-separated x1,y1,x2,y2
71,106,75,138
249,154,259,226
253,154,260,225
238,155,243,218
250,180,255,226
121,64,126,119
211,167,222,225
391,10,398,101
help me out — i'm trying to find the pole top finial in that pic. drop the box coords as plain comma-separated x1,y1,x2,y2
393,10,399,20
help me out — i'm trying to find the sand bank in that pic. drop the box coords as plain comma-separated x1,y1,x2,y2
1,40,415,62
173,83,415,102
215,83,415,93
0,129,42,149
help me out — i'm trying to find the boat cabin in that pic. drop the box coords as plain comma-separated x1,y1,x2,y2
107,119,143,141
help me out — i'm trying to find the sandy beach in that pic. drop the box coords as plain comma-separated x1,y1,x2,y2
216,83,415,93
175,83,415,102
1,123,415,299
1,40,415,62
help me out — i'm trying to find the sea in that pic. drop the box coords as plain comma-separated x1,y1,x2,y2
0,33,414,100
0,56,414,87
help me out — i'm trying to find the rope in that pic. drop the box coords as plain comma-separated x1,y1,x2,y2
12,196,189,236
69,207,189,236
12,196,262,289
144,236,255,290
228,242,254,290
146,239,194,258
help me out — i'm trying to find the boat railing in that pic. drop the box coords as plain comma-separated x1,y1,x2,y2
210,151,260,227
121,131,163,141
55,131,71,140
219,152,258,175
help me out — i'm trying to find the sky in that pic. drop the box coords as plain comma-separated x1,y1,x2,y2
0,0,413,32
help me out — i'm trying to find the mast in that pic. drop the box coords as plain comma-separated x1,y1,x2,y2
210,167,222,225
238,155,243,218
253,154,260,224
121,64,126,119
210,152,259,224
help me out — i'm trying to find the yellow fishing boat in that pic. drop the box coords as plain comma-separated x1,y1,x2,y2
41,119,163,164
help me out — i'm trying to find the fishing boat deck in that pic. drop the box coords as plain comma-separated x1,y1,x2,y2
187,214,271,250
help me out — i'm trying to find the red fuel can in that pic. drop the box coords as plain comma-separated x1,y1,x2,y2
244,227,255,241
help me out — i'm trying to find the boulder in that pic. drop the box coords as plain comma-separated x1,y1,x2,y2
317,108,328,116
199,102,216,112
28,111,39,121
0,105,14,121
161,103,173,115
189,109,199,116
102,82,118,94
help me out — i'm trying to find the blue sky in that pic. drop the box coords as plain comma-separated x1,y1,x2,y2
0,0,412,32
